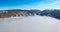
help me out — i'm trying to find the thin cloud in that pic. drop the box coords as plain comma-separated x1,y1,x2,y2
0,0,60,10
17,1,60,10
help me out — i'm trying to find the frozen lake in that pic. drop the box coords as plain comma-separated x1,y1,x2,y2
0,15,60,32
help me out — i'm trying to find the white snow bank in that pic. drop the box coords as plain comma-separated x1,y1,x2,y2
0,15,60,32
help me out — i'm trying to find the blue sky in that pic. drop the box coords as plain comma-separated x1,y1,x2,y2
0,0,60,10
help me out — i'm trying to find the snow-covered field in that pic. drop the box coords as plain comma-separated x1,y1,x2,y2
0,15,60,32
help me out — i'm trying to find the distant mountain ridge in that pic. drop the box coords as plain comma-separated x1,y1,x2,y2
39,9,60,19
0,9,38,18
0,9,60,20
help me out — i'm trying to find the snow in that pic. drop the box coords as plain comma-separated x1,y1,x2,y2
0,15,60,32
